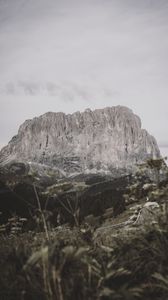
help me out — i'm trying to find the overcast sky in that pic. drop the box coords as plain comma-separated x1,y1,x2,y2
0,0,168,156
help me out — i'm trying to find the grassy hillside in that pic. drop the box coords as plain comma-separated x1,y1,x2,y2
0,160,168,299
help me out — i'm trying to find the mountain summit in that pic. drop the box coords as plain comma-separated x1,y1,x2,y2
0,106,160,175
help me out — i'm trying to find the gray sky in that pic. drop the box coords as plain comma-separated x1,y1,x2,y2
0,0,168,156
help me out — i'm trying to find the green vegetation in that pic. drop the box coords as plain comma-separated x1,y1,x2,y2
0,158,168,299
0,204,168,300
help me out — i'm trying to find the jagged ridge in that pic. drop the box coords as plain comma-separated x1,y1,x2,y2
0,106,160,175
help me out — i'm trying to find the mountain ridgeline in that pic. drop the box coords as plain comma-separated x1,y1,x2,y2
0,106,160,175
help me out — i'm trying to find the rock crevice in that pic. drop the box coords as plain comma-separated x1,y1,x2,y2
0,106,160,175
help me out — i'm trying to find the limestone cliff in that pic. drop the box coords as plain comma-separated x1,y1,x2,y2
0,106,160,175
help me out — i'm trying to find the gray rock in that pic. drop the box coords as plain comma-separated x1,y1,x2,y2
142,183,157,191
133,202,160,226
0,106,160,175
143,201,159,209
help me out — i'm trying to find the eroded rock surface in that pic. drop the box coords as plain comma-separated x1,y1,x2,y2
0,106,160,175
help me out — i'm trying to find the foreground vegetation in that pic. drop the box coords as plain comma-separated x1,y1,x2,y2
1,202,168,300
0,158,168,300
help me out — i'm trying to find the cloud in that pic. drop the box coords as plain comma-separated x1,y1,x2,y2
0,0,168,148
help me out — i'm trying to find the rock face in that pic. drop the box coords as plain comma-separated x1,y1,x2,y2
0,106,160,175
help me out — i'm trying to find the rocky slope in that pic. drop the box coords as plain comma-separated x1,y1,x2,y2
0,106,160,175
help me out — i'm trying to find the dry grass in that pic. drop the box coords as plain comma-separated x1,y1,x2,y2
1,203,168,300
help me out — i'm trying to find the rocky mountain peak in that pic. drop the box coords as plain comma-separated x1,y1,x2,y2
0,106,160,175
